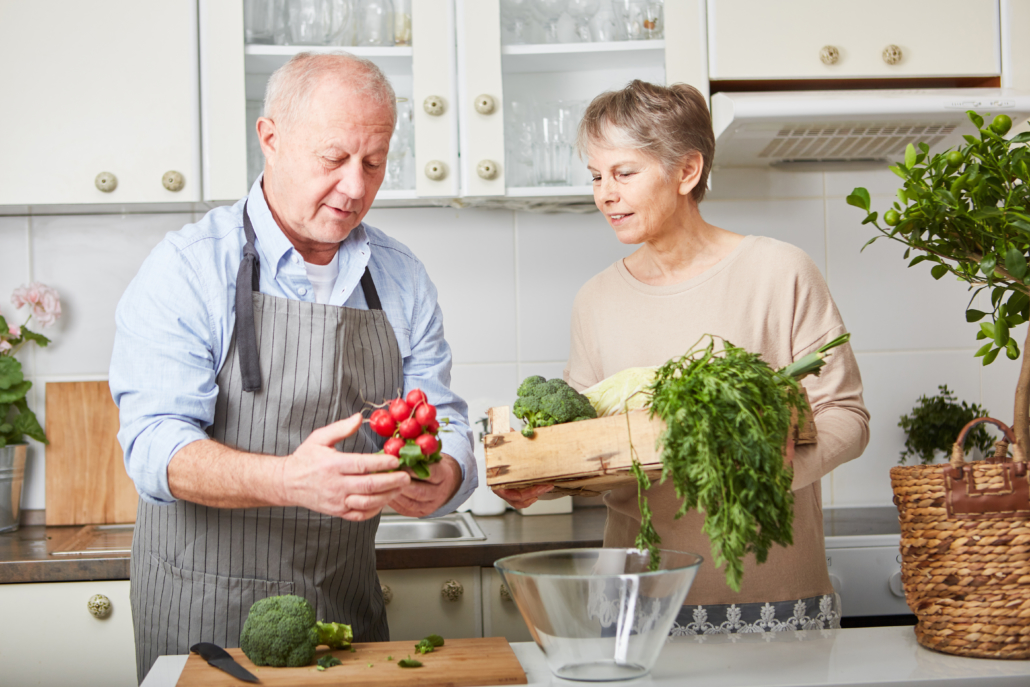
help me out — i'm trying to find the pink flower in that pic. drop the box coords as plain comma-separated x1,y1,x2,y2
0,340,10,354
7,325,17,337
11,282,61,328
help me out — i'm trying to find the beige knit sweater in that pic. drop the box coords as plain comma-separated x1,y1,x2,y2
564,235,870,606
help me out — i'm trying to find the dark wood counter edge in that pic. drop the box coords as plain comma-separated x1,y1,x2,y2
0,508,607,584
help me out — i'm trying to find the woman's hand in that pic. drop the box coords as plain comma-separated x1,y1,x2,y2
493,484,554,510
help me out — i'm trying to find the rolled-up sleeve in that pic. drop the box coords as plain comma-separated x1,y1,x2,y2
109,240,220,504
402,261,477,517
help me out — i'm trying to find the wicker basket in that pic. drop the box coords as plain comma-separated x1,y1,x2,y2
891,416,1030,659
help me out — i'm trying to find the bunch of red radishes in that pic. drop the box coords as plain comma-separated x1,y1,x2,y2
369,389,444,477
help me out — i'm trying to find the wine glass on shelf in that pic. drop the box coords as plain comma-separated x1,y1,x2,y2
327,0,352,45
500,0,533,45
244,0,278,44
530,0,569,44
354,0,394,46
283,0,332,45
566,0,600,42
589,0,622,41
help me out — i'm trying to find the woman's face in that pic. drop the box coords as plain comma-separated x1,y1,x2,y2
586,145,695,245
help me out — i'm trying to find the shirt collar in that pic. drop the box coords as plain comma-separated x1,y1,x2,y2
246,174,372,284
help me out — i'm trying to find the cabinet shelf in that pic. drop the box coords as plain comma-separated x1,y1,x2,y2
501,40,664,73
506,185,593,197
245,44,413,76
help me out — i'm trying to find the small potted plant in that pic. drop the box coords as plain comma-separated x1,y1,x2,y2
897,384,993,465
0,283,61,533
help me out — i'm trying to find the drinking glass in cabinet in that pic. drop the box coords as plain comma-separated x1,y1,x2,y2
589,0,621,41
566,0,600,42
244,0,279,44
505,100,536,186
393,0,412,46
383,98,415,191
530,0,569,43
327,0,353,45
531,101,583,186
279,0,334,45
354,0,394,46
612,0,662,40
500,0,535,45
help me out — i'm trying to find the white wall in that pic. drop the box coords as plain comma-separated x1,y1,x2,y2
1,164,1020,511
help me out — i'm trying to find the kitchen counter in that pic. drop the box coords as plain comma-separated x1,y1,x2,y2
0,508,608,584
139,626,1030,687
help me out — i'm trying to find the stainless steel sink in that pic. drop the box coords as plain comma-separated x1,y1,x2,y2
49,513,485,556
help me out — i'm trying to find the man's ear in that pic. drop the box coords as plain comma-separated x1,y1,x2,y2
256,117,279,165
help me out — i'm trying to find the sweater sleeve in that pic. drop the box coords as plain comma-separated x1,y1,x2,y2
787,257,870,490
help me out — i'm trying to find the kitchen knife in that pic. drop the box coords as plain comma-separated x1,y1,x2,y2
190,642,260,683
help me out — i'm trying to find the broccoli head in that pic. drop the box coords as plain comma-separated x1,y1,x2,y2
513,376,597,437
240,594,353,667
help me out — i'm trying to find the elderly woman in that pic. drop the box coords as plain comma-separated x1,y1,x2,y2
500,80,869,634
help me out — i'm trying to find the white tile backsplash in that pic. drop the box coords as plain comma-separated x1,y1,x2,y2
4,167,1007,510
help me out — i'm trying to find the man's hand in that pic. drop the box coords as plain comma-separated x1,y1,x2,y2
280,413,411,521
388,454,463,517
493,484,554,510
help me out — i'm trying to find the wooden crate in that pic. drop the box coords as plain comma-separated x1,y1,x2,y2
484,392,816,497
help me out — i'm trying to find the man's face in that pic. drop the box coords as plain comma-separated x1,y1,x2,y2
259,77,394,249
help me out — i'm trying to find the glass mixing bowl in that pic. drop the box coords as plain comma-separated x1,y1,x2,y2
495,548,703,681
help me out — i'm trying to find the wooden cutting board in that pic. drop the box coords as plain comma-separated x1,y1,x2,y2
176,637,528,687
45,381,137,525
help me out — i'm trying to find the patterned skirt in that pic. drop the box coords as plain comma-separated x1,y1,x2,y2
669,594,842,635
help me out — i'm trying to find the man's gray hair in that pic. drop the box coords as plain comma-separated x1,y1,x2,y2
263,52,397,132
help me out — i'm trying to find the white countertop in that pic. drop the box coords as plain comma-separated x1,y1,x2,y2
141,626,1030,687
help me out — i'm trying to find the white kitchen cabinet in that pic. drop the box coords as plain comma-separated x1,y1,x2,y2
378,566,482,641
481,567,533,643
708,0,1001,81
0,580,136,686
0,1,202,205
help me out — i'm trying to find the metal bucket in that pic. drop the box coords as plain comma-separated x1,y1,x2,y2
0,444,27,533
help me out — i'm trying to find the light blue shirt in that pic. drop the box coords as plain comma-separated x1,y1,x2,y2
110,177,477,516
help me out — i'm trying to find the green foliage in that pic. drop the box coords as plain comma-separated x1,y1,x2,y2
897,384,994,464
644,336,806,591
0,357,46,448
513,376,597,438
239,595,352,668
848,112,1030,366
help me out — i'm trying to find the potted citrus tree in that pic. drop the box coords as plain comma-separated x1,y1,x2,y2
847,111,1030,659
0,283,61,532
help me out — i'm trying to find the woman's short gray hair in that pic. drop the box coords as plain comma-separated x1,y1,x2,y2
264,52,396,132
577,80,714,203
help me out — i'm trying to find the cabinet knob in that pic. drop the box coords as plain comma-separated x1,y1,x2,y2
889,571,905,598
87,593,112,619
381,583,393,606
474,94,497,115
424,160,447,181
882,44,903,65
94,172,118,193
441,579,463,602
499,583,511,603
476,159,499,180
423,96,445,116
162,170,185,192
819,45,839,66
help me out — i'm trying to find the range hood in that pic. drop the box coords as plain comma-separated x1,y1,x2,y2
711,88,1030,169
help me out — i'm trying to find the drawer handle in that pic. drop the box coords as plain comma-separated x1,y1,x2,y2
476,159,499,180
423,96,445,116
424,160,447,181
499,583,511,603
441,579,463,602
381,583,393,606
474,94,497,115
95,172,118,193
88,593,112,619
819,45,839,66
162,170,185,192
882,44,902,65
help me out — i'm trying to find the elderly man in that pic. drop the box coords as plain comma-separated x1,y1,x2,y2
110,53,476,681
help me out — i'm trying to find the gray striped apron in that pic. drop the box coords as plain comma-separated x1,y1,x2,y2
130,204,402,682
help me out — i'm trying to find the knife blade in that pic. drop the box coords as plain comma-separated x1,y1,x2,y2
190,642,260,683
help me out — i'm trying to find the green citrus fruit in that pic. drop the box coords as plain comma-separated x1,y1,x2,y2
945,151,964,167
990,114,1013,136
884,209,901,226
